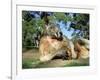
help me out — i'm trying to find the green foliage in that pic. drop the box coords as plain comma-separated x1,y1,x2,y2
22,11,89,50
53,12,72,23
22,11,45,49
22,11,33,22
22,20,35,48
70,14,89,39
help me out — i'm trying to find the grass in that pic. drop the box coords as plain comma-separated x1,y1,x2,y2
22,61,33,68
22,49,89,69
22,58,89,69
63,58,89,67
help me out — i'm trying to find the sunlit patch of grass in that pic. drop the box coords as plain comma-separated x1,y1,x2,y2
22,49,90,68
22,59,33,68
63,58,89,67
22,58,42,69
22,58,89,68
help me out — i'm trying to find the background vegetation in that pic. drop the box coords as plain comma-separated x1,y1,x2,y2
22,11,89,50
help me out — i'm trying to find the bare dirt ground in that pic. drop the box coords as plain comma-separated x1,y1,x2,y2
22,49,89,69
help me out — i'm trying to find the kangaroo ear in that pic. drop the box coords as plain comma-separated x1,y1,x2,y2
57,32,63,41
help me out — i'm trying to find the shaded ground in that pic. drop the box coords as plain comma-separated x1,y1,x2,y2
22,49,89,69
